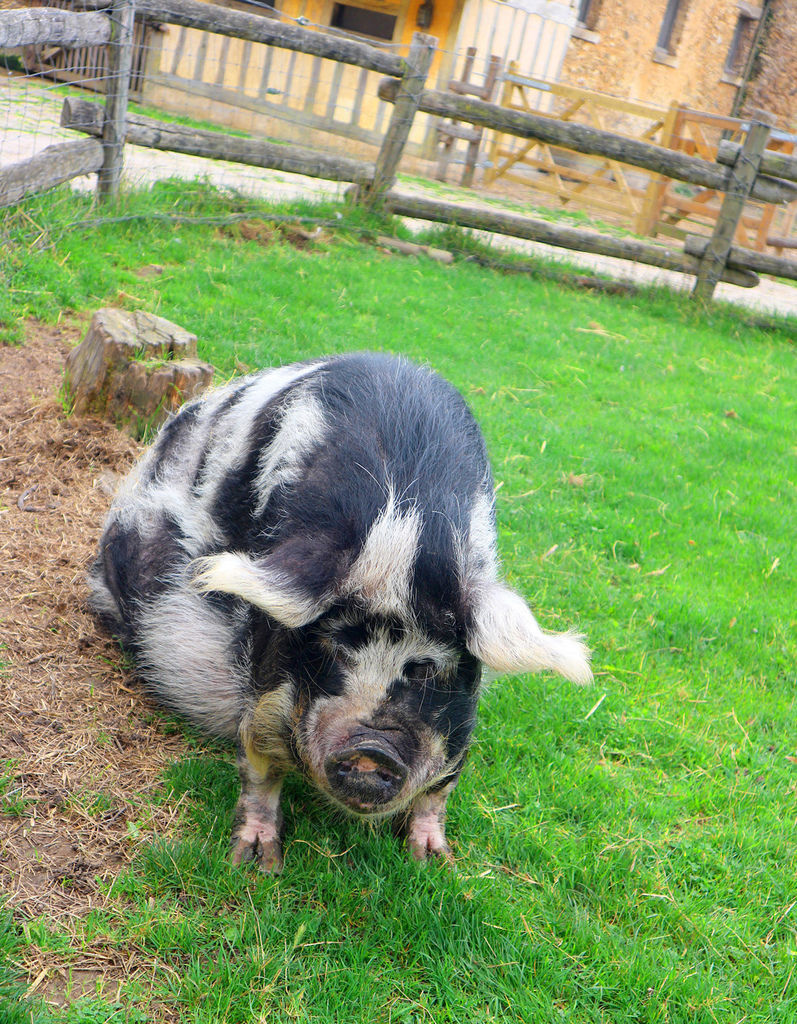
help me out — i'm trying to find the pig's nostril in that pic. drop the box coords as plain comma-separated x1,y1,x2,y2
324,744,407,810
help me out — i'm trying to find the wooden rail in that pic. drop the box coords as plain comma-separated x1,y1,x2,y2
383,192,758,288
377,79,797,207
0,139,104,209
0,7,109,47
78,0,407,77
60,97,375,184
717,140,797,183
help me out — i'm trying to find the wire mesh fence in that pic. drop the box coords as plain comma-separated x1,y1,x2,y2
0,0,577,216
1,3,381,207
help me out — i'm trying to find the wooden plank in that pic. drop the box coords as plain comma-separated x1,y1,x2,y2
80,0,407,76
192,24,208,83
384,191,759,287
350,66,369,127
484,58,517,185
717,140,797,183
500,172,644,219
284,49,298,109
685,235,797,282
377,79,797,206
766,236,797,250
303,55,322,114
0,138,104,209
0,8,110,48
258,40,273,98
751,200,776,251
97,0,135,202
503,73,669,122
214,34,230,88
26,64,105,93
237,39,252,93
170,26,188,77
326,58,345,121
692,121,770,300
60,96,375,184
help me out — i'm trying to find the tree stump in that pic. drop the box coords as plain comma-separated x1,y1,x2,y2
64,308,214,436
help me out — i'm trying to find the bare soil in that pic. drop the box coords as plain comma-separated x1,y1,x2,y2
0,321,200,1006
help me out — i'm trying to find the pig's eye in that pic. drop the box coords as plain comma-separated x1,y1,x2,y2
404,659,436,683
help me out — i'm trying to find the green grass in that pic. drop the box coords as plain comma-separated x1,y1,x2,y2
1,182,796,1023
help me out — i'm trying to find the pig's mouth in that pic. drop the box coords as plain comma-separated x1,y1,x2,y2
323,730,411,815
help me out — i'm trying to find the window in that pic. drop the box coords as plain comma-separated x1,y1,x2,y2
330,3,397,40
573,0,602,42
724,3,761,81
576,0,602,31
655,0,689,56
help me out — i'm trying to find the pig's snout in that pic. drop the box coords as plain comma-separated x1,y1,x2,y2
324,733,408,812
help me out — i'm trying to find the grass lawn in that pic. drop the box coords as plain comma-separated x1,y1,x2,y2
1,182,795,1023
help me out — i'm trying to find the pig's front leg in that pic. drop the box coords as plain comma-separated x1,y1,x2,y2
231,747,285,874
404,780,457,863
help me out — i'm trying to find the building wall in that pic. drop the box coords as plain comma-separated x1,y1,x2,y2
139,0,577,164
740,0,797,130
560,0,743,118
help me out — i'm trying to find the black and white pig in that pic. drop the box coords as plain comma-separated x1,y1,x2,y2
89,352,591,872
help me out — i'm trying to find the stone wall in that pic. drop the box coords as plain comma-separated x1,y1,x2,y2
561,0,739,115
740,0,797,131
559,0,796,131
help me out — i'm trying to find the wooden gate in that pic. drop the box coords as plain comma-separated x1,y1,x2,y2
485,65,674,222
486,73,795,252
638,107,796,251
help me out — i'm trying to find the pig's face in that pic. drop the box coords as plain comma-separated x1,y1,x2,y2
288,611,481,817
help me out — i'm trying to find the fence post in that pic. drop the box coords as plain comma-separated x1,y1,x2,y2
691,119,771,302
97,0,135,202
364,32,435,206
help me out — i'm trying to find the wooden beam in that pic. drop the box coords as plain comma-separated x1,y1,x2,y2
377,79,797,206
766,236,797,250
0,8,110,48
717,139,797,183
61,97,375,184
0,139,104,209
685,235,797,282
692,122,770,301
80,0,406,76
383,191,759,287
97,0,136,202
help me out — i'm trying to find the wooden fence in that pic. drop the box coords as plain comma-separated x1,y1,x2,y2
2,0,797,301
0,1,432,208
18,0,154,101
485,66,797,256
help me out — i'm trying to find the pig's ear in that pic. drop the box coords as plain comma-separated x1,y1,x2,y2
466,581,592,684
190,536,340,628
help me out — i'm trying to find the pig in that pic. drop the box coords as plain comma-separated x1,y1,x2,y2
88,352,591,872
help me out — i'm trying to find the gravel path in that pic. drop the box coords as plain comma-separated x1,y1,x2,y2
3,74,795,319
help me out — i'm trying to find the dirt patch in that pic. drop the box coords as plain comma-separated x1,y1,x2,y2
0,321,205,1001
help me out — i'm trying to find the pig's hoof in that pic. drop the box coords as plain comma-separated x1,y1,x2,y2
407,839,450,864
231,834,284,874
407,835,454,864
